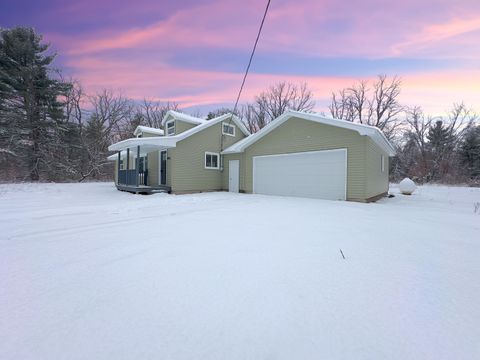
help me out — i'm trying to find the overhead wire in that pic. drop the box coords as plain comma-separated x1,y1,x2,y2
220,0,271,155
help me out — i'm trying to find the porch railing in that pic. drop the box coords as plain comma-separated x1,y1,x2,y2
118,169,148,186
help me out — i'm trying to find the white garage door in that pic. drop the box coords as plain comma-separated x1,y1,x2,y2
253,149,347,200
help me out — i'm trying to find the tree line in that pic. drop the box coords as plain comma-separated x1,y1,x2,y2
1,27,479,184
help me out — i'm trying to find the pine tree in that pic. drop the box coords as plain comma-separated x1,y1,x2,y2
0,27,69,180
460,126,480,179
426,120,455,181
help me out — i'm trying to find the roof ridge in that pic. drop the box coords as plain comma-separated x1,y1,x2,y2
223,111,395,156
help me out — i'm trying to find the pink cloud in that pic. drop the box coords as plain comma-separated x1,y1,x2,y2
42,0,480,116
50,0,262,56
66,55,480,115
45,0,480,60
391,17,480,56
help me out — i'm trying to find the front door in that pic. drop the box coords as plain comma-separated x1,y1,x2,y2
160,151,167,185
229,160,239,193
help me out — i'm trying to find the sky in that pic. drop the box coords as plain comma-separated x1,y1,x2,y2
1,0,479,115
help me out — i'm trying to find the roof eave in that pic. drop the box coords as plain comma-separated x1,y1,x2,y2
108,136,178,152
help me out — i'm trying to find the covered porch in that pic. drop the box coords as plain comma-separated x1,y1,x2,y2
108,137,177,194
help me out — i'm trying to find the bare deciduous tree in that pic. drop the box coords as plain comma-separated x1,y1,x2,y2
64,79,84,126
77,90,134,181
256,81,315,122
329,75,404,139
141,99,179,128
239,103,261,133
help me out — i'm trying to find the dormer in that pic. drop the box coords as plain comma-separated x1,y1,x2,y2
133,125,164,138
163,110,206,136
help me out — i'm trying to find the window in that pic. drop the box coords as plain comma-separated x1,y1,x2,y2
166,120,175,136
119,159,124,170
381,155,385,172
205,152,219,169
222,122,235,136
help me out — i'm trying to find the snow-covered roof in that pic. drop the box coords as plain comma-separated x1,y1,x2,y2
162,110,207,126
108,113,250,154
133,125,164,137
223,110,396,156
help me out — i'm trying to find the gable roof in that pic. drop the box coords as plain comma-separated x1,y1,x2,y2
133,125,164,137
222,110,396,156
167,113,250,140
108,113,250,153
163,110,206,126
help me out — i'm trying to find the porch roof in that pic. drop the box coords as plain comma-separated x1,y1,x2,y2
108,136,177,153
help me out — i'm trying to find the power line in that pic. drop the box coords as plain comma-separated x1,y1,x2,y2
221,0,271,155
232,0,271,116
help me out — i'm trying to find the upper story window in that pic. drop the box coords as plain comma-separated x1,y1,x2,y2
381,155,385,172
222,122,235,136
166,120,175,136
205,152,219,170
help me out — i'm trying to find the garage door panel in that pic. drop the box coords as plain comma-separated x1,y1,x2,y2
253,149,346,200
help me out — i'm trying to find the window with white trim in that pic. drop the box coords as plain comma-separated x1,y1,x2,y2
222,122,235,136
381,155,385,172
205,152,219,169
166,120,175,136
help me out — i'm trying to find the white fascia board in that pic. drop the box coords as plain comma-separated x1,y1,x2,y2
133,126,164,137
173,113,250,142
108,136,178,152
217,114,250,136
161,110,206,126
231,116,251,136
110,113,251,154
222,110,396,156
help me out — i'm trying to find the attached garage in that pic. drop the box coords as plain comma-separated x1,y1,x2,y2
222,110,396,202
253,149,347,200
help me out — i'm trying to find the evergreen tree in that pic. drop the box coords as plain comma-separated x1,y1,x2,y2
426,120,455,180
0,27,69,180
460,126,480,179
427,120,454,153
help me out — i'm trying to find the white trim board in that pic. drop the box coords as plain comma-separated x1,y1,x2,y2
223,110,395,156
108,113,250,153
222,122,236,136
204,151,220,170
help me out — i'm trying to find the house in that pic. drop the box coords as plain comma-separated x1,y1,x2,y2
107,110,250,194
108,110,395,202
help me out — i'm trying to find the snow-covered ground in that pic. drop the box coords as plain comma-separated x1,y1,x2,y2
1,182,479,360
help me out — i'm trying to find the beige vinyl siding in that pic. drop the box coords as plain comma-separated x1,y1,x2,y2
365,138,389,198
175,120,197,135
240,117,368,201
168,121,246,193
147,151,159,186
142,131,161,138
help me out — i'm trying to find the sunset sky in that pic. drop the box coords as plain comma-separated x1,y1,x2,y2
1,0,479,115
